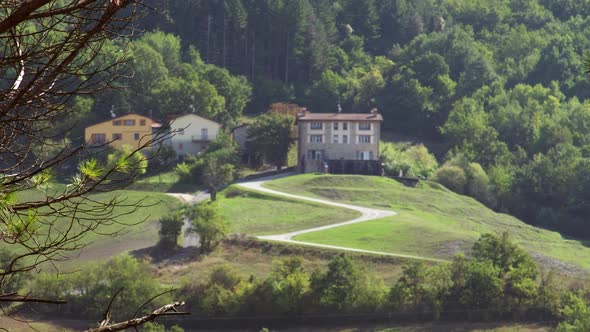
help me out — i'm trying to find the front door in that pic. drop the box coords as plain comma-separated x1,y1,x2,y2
308,150,322,160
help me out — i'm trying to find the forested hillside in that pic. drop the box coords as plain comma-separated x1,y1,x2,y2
77,1,590,237
132,0,590,238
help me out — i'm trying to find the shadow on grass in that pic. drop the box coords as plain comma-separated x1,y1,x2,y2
127,181,202,194
130,245,205,266
561,233,590,248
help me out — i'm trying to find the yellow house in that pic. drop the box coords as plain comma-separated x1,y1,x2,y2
84,113,158,149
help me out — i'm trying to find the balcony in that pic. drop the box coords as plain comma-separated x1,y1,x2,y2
191,135,210,142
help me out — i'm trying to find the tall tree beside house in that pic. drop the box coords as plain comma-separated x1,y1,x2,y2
249,112,297,171
201,148,237,202
185,203,228,253
199,134,240,202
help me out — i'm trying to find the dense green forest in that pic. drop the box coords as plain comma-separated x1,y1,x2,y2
75,0,590,237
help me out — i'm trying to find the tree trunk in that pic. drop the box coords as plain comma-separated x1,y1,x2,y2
206,14,212,63
210,188,217,202
285,31,289,83
251,31,256,79
222,5,226,68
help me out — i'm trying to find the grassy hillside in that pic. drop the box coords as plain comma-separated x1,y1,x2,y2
265,174,590,273
217,186,361,235
8,189,179,268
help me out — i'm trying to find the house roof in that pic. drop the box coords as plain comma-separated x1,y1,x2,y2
86,113,157,129
167,113,221,126
231,123,249,132
297,112,383,121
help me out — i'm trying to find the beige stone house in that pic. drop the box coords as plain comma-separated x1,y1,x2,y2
297,111,383,174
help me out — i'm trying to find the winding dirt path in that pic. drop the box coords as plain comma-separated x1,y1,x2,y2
237,176,446,262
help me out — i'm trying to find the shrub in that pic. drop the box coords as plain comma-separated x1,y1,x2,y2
141,322,184,332
433,164,467,193
174,162,193,182
185,203,229,253
0,248,28,293
183,265,248,315
174,157,204,183
405,144,439,178
380,142,438,179
556,292,590,332
30,255,162,321
312,254,387,312
465,162,491,204
158,213,184,250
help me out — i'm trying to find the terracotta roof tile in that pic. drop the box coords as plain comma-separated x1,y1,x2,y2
297,112,383,121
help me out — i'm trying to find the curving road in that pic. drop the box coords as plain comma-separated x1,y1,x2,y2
237,176,446,262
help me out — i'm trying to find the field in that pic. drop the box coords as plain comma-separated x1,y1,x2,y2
265,174,590,273
9,189,180,268
128,171,202,193
217,186,361,235
155,240,407,287
3,174,569,331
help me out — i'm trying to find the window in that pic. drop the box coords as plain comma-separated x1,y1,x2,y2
112,133,122,140
140,119,146,126
310,135,322,143
201,128,208,140
310,122,323,130
359,122,371,130
112,120,122,126
358,135,371,143
343,135,348,144
134,133,140,141
343,122,348,130
357,151,373,160
333,122,339,130
333,134,339,143
178,129,184,135
91,133,106,144
308,150,322,160
124,119,136,126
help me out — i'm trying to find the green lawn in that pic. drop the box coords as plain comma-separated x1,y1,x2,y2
128,171,203,193
266,174,590,272
217,185,361,235
9,189,179,267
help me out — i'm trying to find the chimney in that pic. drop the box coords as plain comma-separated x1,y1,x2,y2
297,108,308,118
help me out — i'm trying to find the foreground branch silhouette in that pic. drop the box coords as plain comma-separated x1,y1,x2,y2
0,1,184,328
85,301,189,332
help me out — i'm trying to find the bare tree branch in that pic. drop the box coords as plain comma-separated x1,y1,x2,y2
85,302,189,332
0,293,66,304
98,287,124,327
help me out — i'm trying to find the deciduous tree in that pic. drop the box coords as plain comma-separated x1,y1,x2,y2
249,112,296,171
186,203,229,253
